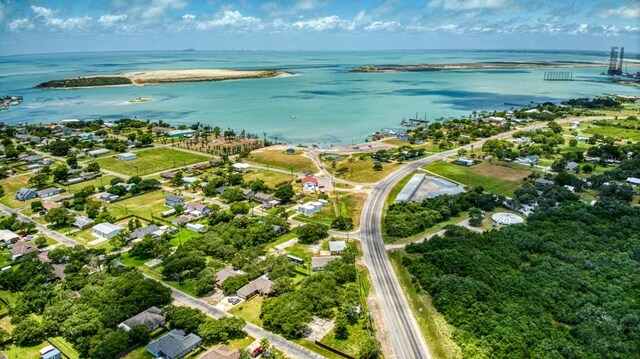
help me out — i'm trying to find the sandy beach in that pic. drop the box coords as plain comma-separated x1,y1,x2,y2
36,69,291,88
352,61,609,73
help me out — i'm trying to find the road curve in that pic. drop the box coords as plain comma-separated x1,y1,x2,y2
359,118,601,358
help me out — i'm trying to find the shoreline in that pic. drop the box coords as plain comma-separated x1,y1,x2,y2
36,69,293,89
352,61,609,73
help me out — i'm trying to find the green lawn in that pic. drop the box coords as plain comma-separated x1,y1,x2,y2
320,321,372,357
48,337,80,359
243,169,295,190
96,147,211,176
227,336,255,350
3,341,50,359
123,345,154,359
323,155,402,183
107,189,173,220
582,123,640,142
424,161,530,197
0,175,50,208
248,150,317,173
389,251,462,359
65,175,116,193
0,249,13,268
228,296,264,327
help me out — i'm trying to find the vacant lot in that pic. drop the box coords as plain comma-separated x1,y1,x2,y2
322,154,402,183
243,169,295,189
581,121,640,142
66,175,116,193
248,150,317,173
228,296,264,327
107,189,173,220
424,161,530,197
97,147,210,176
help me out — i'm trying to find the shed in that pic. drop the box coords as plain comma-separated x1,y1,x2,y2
37,187,62,198
87,148,109,157
40,345,62,359
118,153,137,161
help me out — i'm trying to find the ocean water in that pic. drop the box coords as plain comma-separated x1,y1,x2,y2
0,50,638,144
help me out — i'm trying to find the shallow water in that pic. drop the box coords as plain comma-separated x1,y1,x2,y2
1,50,637,144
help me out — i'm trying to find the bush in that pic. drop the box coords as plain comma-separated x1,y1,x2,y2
297,224,329,244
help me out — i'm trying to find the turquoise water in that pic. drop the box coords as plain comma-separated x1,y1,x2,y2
0,50,638,144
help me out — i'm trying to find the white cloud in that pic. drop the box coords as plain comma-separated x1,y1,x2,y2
182,14,196,21
364,21,401,31
195,10,262,30
600,4,640,19
8,18,33,31
31,5,91,30
428,0,509,10
292,15,343,31
98,14,128,27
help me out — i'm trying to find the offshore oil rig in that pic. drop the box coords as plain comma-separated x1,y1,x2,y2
606,46,640,80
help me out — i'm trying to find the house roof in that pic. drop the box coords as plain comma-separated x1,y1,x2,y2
0,230,19,243
215,267,243,286
120,306,165,330
311,256,340,269
173,215,190,224
147,329,202,359
43,201,62,211
16,187,36,198
254,192,272,201
93,222,121,234
236,276,273,297
37,187,61,197
73,216,94,227
328,241,347,252
302,176,318,184
161,171,176,179
10,240,37,257
186,202,208,211
200,344,241,359
130,225,161,240
232,163,251,169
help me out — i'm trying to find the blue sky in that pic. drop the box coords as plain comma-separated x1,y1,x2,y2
0,0,638,55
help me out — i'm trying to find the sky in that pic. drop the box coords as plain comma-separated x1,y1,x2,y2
0,0,638,56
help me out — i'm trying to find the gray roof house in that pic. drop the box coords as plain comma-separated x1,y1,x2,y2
23,155,43,163
118,306,165,331
147,329,202,359
129,225,162,241
311,256,341,271
15,187,37,201
565,161,580,170
254,192,272,203
165,195,185,207
73,216,94,229
99,192,120,202
37,187,62,198
535,179,555,186
215,267,243,287
328,241,347,255
236,276,273,299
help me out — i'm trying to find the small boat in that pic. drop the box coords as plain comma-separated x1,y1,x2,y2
290,115,297,119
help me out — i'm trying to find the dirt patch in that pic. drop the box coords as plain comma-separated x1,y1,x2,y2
473,162,531,181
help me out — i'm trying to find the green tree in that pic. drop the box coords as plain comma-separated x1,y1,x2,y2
31,200,44,212
331,216,354,231
195,267,218,296
139,133,153,146
0,185,4,197
221,187,245,203
230,202,249,215
357,337,382,359
52,163,70,182
66,154,78,168
297,223,329,244
334,312,349,340
221,274,249,294
44,207,72,226
85,199,102,218
274,184,295,203
86,162,100,173
12,317,45,346
569,138,578,147
29,173,49,188
34,237,47,248
373,162,383,171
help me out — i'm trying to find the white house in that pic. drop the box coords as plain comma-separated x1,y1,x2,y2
0,230,19,244
627,177,640,186
232,163,251,172
329,241,347,255
186,223,206,233
118,153,137,161
92,223,121,239
87,148,109,157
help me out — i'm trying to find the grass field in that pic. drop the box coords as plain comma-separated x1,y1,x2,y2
389,251,462,359
227,335,255,350
323,155,402,183
424,161,530,197
243,169,295,189
0,175,50,208
48,337,80,359
228,296,264,327
248,150,317,173
3,341,50,359
386,211,469,244
107,189,173,220
96,147,211,176
66,175,117,193
123,345,154,359
295,192,366,230
320,320,371,357
581,122,640,142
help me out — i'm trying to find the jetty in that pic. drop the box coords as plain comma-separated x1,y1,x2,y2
0,96,23,111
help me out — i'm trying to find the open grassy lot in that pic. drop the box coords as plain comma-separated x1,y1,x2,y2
66,175,116,193
243,169,295,189
296,192,366,230
424,161,530,197
320,321,371,357
389,251,462,359
123,346,154,359
228,296,264,327
322,155,402,183
581,120,640,142
96,147,211,177
107,190,172,220
0,175,55,208
248,150,317,173
227,336,255,350
3,341,51,359
48,337,80,359
385,211,469,244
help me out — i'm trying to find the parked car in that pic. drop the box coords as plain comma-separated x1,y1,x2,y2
251,347,263,358
227,297,241,305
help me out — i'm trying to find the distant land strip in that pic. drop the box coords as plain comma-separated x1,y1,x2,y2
36,69,291,88
351,61,607,73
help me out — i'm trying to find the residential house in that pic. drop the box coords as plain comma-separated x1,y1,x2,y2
161,171,176,180
311,256,340,271
231,163,251,172
73,216,94,230
514,155,539,166
453,157,475,166
23,155,43,163
200,344,240,359
0,230,19,244
236,276,273,300
118,153,137,161
15,187,38,201
535,179,555,187
301,176,319,192
186,223,206,233
172,215,190,226
99,192,120,202
185,202,211,217
11,240,37,260
209,158,224,167
328,241,347,255
114,182,134,192
254,192,272,203
165,129,196,138
129,225,165,241
39,345,62,359
182,176,198,185
147,329,202,359
37,187,62,199
92,223,121,239
396,133,412,141
162,209,176,217
215,267,243,287
565,162,579,171
486,116,507,125
241,188,255,198
165,195,185,207
262,199,281,209
118,306,166,332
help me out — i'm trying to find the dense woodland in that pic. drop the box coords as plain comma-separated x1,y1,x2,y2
401,200,640,358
